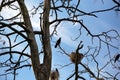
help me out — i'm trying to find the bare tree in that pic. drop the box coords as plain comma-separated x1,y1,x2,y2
0,0,120,80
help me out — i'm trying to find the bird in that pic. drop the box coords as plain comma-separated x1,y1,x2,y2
55,37,61,48
49,68,59,80
96,78,104,80
55,68,59,74
114,54,120,63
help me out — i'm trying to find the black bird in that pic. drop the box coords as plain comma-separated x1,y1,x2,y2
56,68,59,73
114,54,120,63
55,37,61,48
55,68,59,78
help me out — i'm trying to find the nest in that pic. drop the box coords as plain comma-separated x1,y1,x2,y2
69,52,84,64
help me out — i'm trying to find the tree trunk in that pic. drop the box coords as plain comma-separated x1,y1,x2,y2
17,0,52,80
17,0,41,80
42,0,52,80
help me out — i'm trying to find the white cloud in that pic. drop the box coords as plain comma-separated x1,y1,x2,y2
0,2,19,19
52,22,78,47
31,17,41,31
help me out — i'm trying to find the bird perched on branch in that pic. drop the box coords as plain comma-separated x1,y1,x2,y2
114,54,120,63
49,68,59,80
96,78,104,80
55,37,61,48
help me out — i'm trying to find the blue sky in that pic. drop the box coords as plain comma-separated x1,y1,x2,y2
0,0,120,80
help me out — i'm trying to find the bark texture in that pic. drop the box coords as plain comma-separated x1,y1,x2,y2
18,0,51,80
42,0,52,80
17,0,41,80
